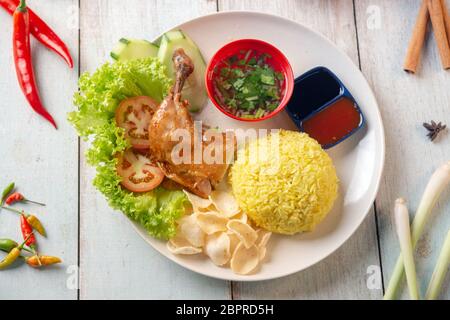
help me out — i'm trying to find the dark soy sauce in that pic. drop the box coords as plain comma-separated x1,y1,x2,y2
287,70,342,119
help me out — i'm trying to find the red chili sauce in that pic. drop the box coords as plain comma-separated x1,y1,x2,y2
301,97,361,147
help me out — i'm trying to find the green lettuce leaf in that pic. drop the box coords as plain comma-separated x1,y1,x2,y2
68,57,186,239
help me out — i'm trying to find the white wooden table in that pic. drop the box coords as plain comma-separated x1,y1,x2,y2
1,0,449,300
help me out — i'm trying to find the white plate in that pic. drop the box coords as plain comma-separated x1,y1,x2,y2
131,11,385,281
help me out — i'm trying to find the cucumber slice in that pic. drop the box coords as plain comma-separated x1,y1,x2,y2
158,30,207,112
163,30,185,42
153,30,184,47
111,38,159,61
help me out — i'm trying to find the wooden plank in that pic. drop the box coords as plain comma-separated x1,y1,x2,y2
219,0,383,299
0,0,79,299
355,0,450,299
78,0,231,299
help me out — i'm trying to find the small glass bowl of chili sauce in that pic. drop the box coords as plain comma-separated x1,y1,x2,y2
205,39,294,121
285,67,365,149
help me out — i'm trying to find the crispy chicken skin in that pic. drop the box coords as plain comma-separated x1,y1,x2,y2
148,49,234,198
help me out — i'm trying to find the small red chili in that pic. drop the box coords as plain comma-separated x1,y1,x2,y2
5,192,45,206
20,213,41,265
5,192,24,205
20,213,36,249
12,0,57,128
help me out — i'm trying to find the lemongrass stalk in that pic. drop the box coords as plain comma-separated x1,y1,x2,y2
425,230,450,300
394,198,420,299
384,161,450,300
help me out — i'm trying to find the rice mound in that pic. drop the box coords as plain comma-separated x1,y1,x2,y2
230,130,338,235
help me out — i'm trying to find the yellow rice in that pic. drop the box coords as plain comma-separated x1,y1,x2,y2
230,130,338,235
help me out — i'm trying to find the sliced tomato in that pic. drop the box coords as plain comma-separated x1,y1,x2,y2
116,149,164,193
115,96,159,149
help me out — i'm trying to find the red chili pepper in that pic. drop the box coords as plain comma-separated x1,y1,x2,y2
12,0,57,129
20,213,41,266
5,192,45,206
20,213,36,249
0,0,73,68
5,192,24,205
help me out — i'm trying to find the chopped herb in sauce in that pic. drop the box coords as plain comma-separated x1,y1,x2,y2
212,50,284,119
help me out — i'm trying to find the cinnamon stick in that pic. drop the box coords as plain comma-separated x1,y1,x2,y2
428,0,450,69
439,0,450,39
403,0,429,73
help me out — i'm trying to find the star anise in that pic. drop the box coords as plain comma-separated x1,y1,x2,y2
423,120,446,141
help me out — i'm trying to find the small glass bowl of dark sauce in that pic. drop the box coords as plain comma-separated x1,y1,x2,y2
286,67,365,149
